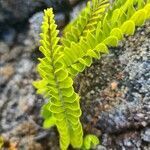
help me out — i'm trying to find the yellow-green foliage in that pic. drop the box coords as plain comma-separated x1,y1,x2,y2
0,136,4,149
61,0,150,77
33,9,83,150
33,0,150,150
62,0,110,47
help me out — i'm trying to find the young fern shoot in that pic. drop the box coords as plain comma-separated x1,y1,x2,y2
33,0,150,149
33,9,83,150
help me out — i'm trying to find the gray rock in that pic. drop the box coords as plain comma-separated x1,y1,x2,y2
16,59,34,74
74,21,150,149
55,13,66,28
70,2,86,21
0,46,23,64
0,64,14,85
0,27,16,45
0,42,9,54
28,12,44,46
96,145,107,150
141,128,150,142
95,22,150,149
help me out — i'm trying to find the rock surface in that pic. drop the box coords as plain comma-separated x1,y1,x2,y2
75,21,150,149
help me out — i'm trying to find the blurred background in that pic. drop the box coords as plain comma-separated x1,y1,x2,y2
0,0,87,47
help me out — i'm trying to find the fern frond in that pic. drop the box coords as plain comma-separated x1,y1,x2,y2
33,1,150,150
61,0,110,48
83,134,100,149
61,0,150,77
33,8,83,150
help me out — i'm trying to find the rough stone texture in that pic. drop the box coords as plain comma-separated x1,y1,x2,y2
74,21,150,150
70,2,86,21
0,64,14,85
0,42,9,54
0,44,59,149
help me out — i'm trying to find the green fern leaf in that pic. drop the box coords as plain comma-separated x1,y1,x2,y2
43,116,56,129
104,36,118,47
131,9,146,25
144,3,150,18
83,134,100,149
61,0,110,47
33,8,83,150
121,20,135,35
110,28,123,40
61,0,150,77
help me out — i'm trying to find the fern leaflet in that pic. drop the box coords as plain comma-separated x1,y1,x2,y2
61,0,150,77
61,0,110,48
33,8,83,150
